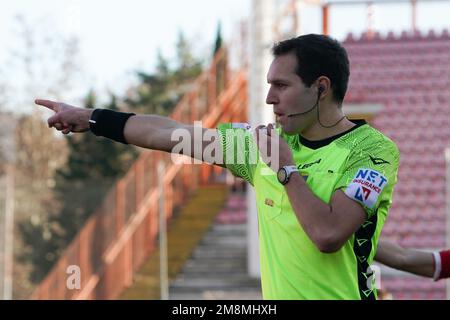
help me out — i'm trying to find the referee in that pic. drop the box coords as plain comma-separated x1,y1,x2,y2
36,34,447,299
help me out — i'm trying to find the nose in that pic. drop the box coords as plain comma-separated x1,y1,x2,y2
266,86,278,105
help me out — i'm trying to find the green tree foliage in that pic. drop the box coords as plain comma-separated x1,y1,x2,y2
6,15,83,296
213,22,223,55
14,110,68,287
212,23,226,96
50,92,138,240
19,92,138,283
174,31,203,83
21,29,206,287
125,31,202,116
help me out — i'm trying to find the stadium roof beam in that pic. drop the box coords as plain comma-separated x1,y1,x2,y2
322,0,448,4
318,0,450,35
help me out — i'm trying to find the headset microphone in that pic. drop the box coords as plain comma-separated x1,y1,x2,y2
285,85,347,128
287,86,324,118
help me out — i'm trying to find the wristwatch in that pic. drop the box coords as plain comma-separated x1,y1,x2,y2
277,165,299,185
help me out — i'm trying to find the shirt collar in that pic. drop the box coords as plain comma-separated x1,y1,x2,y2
280,119,367,150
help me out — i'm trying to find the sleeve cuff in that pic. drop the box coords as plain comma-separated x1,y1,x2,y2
433,251,441,281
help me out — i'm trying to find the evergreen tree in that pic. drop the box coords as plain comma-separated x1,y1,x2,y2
212,22,226,96
156,49,170,76
126,33,202,116
174,31,202,84
51,92,138,238
213,22,223,55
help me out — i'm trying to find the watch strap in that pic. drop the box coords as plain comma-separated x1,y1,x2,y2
284,165,299,176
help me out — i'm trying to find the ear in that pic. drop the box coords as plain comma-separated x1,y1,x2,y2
316,76,331,98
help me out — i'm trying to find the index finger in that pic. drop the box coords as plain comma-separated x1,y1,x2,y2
35,99,60,112
267,123,274,135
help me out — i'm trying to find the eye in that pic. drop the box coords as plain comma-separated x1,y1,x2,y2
276,83,287,89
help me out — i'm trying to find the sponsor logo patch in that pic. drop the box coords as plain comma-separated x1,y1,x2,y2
299,159,322,169
345,169,388,209
369,155,390,165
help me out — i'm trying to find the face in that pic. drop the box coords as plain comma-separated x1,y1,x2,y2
266,53,318,135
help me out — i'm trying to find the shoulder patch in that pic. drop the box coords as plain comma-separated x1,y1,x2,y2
344,168,388,209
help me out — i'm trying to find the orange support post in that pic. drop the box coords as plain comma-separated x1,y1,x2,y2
208,66,217,111
322,5,329,36
116,180,125,236
135,159,144,208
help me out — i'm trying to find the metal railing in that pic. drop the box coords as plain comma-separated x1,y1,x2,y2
30,47,248,299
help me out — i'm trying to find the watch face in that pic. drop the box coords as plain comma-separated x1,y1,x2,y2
277,168,287,184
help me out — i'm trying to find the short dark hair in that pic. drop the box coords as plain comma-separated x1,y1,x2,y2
272,34,350,104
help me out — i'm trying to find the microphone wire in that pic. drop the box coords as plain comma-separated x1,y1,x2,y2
287,91,347,129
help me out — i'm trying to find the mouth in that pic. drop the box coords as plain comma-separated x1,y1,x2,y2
274,112,285,122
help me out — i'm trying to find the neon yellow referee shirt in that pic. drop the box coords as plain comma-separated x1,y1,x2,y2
217,120,399,300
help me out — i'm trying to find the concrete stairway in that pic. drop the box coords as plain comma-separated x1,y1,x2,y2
169,191,262,300
119,184,229,300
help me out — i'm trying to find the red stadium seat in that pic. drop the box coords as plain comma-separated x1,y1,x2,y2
344,30,449,299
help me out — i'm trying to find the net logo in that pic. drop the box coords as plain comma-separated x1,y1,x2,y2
355,169,387,188
355,186,371,202
345,169,388,209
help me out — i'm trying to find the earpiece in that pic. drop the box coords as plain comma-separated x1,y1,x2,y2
318,86,325,94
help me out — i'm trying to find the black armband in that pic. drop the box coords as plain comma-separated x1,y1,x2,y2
89,109,136,144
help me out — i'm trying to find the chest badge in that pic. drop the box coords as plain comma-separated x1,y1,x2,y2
264,198,274,207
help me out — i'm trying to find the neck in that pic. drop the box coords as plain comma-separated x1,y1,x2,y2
300,105,354,141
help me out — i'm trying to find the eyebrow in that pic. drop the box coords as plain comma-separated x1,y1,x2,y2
267,78,291,84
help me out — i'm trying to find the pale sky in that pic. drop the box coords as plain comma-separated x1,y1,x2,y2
0,0,449,110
